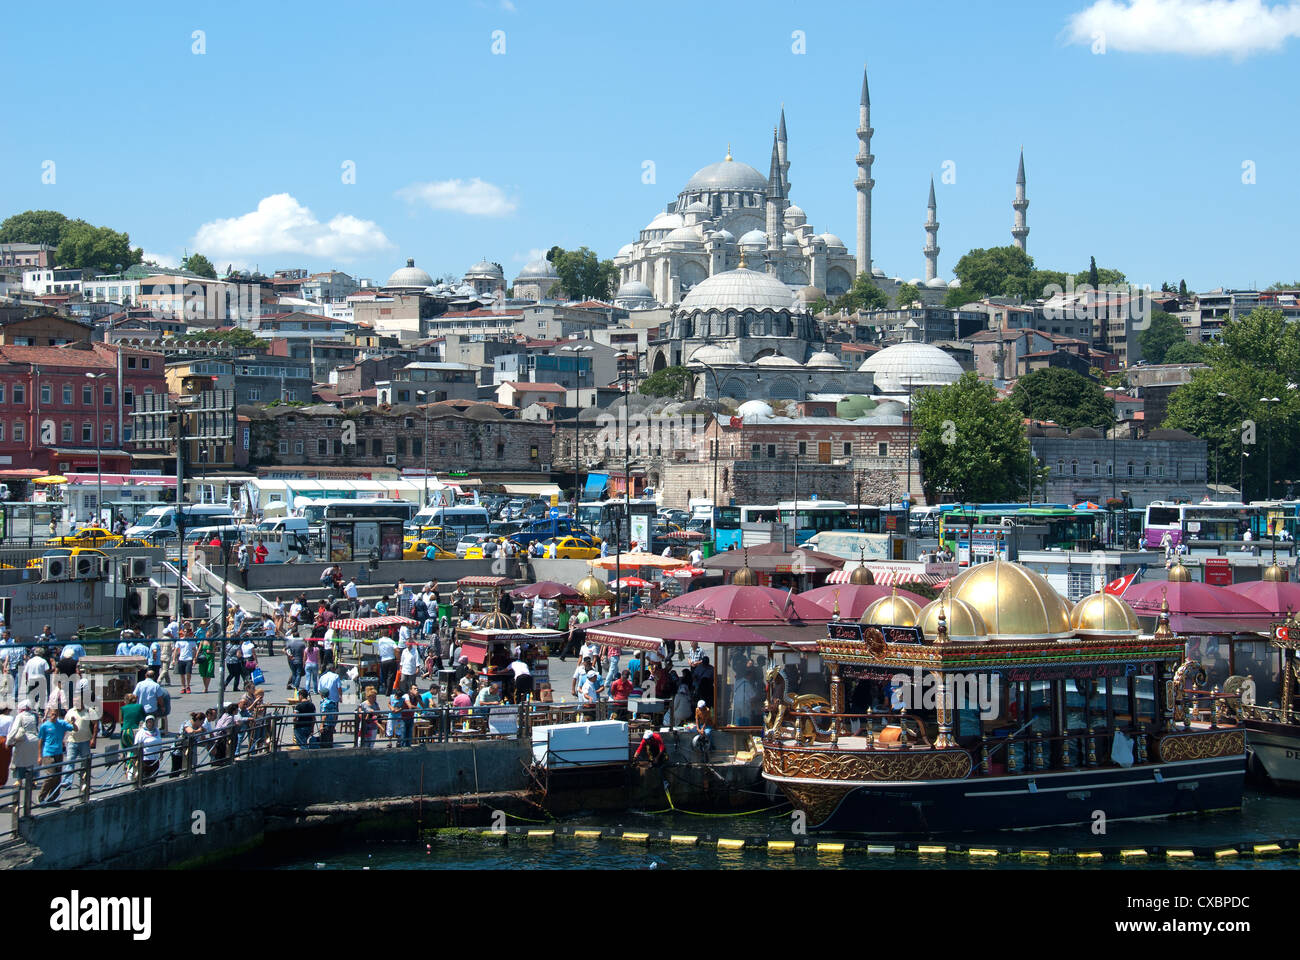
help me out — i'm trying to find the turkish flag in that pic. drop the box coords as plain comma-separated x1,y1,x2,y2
729,416,743,428
1104,569,1142,597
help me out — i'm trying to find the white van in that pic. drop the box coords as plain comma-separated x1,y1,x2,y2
409,505,491,536
127,503,235,541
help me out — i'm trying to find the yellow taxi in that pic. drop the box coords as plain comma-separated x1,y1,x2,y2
542,536,601,560
27,546,110,569
49,525,148,549
463,537,506,560
403,536,456,560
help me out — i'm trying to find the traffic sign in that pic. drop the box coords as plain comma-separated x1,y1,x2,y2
550,508,559,519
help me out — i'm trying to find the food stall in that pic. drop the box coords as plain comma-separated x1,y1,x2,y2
78,655,147,737
454,619,562,702
454,575,516,618
328,615,419,693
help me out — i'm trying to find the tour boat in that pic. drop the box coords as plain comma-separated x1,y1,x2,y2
760,561,1246,833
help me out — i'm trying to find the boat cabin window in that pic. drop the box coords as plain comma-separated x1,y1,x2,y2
1186,636,1232,691
717,645,769,728
1233,639,1281,706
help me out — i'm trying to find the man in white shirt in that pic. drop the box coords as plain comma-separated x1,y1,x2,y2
689,547,703,567
376,634,398,695
23,650,50,701
132,670,162,720
507,657,533,703
662,546,673,558
345,579,359,603
399,638,421,692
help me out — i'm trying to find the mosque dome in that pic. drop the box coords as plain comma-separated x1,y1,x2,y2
739,229,767,247
684,157,768,193
925,277,949,289
945,560,1073,641
644,212,683,233
871,267,886,278
784,204,807,226
1070,591,1140,639
713,229,736,243
817,233,847,250
516,258,559,279
736,399,774,419
688,344,743,366
465,258,504,278
908,278,923,287
857,341,964,392
616,243,635,258
676,267,797,314
918,596,988,642
615,279,654,302
783,231,798,247
806,350,844,368
683,200,711,216
948,277,962,289
385,258,433,289
664,224,705,245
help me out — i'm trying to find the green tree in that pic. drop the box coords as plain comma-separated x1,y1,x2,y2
547,246,617,301
1178,279,1188,297
913,372,1037,502
1163,340,1206,364
1164,308,1300,498
950,245,1035,301
894,283,920,308
1074,265,1126,287
56,220,142,272
173,328,269,349
0,209,70,247
1010,367,1114,430
1087,256,1099,288
834,272,888,312
1266,280,1300,291
639,365,693,400
1137,310,1188,364
182,253,217,279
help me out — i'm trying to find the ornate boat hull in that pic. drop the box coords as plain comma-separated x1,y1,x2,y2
762,734,1246,834
1243,720,1300,787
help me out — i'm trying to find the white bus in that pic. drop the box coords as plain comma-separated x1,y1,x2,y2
1143,501,1253,549
410,504,492,537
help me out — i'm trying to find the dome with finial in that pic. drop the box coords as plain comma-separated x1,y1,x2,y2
859,590,921,628
385,257,434,290
732,565,759,586
480,603,515,630
944,559,1072,641
848,564,874,585
684,154,768,193
1167,563,1192,582
918,596,987,643
575,574,612,602
1070,591,1140,640
1263,561,1290,582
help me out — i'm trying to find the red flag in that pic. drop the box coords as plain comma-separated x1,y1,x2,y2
1104,567,1143,597
729,416,743,429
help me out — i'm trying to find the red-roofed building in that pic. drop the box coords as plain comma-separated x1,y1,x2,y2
0,341,167,475
495,381,568,409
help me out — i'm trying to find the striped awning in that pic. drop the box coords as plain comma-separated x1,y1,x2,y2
330,616,417,633
825,568,949,587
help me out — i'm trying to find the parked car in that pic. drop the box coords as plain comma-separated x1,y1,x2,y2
456,532,496,558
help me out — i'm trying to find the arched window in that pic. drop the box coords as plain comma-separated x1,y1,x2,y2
1092,460,1099,476
1144,462,1151,477
1127,461,1134,477
1071,460,1078,476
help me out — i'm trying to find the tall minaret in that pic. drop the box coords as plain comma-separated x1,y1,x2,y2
855,65,874,277
923,176,940,282
777,106,791,196
1012,148,1029,252
765,125,786,276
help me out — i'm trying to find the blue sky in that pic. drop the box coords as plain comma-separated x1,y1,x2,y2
6,0,1298,291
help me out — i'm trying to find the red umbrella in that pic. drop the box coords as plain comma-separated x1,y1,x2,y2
801,583,928,620
668,566,706,578
1123,581,1272,620
610,577,652,590
1224,579,1300,617
511,580,581,600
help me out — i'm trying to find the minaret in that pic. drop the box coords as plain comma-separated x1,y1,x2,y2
1012,148,1029,252
855,65,874,277
923,176,940,282
777,105,791,196
765,125,786,276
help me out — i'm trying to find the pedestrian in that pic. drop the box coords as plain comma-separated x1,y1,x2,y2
303,640,321,696
132,669,163,726
174,630,196,695
61,695,96,794
6,700,39,789
376,631,398,697
23,647,50,702
633,729,666,766
358,687,384,748
0,703,13,787
398,635,421,693
692,700,714,759
507,655,533,703
223,641,245,691
134,715,164,781
397,684,419,747
293,690,315,749
237,541,251,589
118,692,144,759
284,634,306,691
318,662,342,747
37,706,72,804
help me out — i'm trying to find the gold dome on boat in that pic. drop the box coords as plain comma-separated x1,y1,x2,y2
945,560,1072,640
918,596,987,642
732,565,760,586
575,574,612,602
848,564,875,585
1166,562,1192,582
1070,591,1140,640
1262,563,1289,582
859,590,921,628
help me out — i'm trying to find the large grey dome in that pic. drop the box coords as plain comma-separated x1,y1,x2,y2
684,158,767,193
676,267,796,314
616,279,653,300
386,258,433,289
516,258,558,279
858,341,964,393
466,259,504,278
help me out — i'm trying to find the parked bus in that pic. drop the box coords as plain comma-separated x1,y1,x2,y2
715,501,909,548
1143,501,1254,549
300,498,417,526
126,503,235,541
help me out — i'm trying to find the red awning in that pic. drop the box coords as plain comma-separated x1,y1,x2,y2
330,616,417,633
825,568,947,586
457,576,515,588
461,640,489,664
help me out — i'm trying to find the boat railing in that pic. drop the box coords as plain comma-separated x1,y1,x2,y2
771,709,933,749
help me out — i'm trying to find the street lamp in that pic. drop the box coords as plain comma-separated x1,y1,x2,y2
1261,397,1281,501
557,344,595,520
85,372,107,527
416,389,431,508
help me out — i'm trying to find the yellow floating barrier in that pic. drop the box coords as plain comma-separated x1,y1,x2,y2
670,835,699,846
1020,849,1051,859
527,829,555,839
767,840,796,853
1252,843,1282,856
1076,851,1103,861
817,842,846,854
717,838,746,850
866,844,895,855
1119,849,1148,859
573,830,602,839
1214,847,1239,859
917,844,947,856
1165,849,1195,859
622,832,649,843
967,848,999,858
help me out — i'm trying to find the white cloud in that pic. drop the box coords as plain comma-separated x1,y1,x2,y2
501,0,516,10
513,247,548,263
397,178,518,217
140,251,180,269
191,193,392,265
1066,0,1300,56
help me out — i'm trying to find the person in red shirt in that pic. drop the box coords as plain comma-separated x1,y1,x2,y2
254,540,268,564
609,669,634,720
633,729,666,765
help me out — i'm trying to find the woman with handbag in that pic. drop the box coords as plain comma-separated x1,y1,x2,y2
358,687,384,748
196,633,216,694
5,700,39,787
